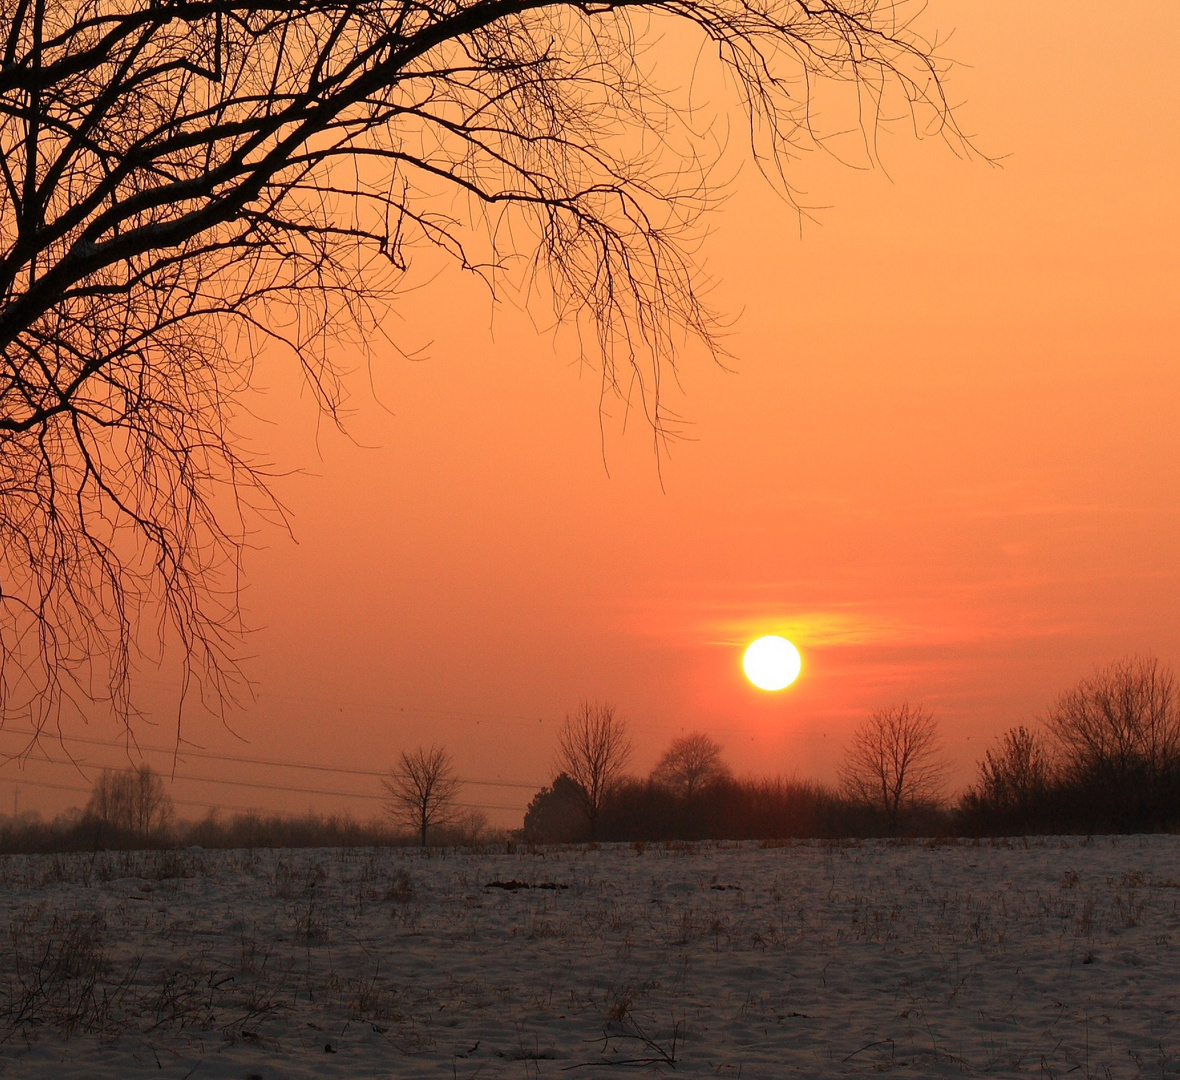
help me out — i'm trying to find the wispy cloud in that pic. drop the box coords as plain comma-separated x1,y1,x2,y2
611,569,1141,654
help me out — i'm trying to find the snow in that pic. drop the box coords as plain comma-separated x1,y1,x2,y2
1,836,1178,1077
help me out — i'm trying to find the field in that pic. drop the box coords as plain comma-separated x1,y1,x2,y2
0,836,1178,1077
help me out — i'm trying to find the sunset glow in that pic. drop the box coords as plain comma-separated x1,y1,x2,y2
3,2,1179,826
742,636,802,692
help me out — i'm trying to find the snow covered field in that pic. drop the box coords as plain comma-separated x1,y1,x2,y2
1,836,1178,1078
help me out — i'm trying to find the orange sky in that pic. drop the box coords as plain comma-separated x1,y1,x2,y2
5,1,1180,825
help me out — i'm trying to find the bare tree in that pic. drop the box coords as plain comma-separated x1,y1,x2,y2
85,764,174,839
1045,656,1180,786
977,725,1052,806
960,724,1053,831
556,701,632,840
0,0,966,731
1044,656,1180,832
651,732,729,799
383,745,460,845
841,703,947,831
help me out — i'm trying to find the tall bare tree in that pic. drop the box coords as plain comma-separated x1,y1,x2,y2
651,732,729,799
383,745,460,845
556,701,631,840
841,702,947,831
0,0,966,731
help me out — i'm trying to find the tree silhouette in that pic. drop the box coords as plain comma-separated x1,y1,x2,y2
959,724,1052,833
840,702,947,832
85,764,174,840
522,772,590,843
1044,655,1180,828
383,745,460,845
0,0,964,729
651,732,729,799
556,701,631,841
1047,656,1180,787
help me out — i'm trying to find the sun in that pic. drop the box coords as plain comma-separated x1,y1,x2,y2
742,635,802,691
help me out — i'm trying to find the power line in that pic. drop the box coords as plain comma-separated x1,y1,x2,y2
0,729,537,816
110,676,569,728
145,771,523,812
0,775,263,815
152,771,383,800
0,772,523,816
256,692,563,727
0,777,89,797
3,768,527,812
0,727,544,791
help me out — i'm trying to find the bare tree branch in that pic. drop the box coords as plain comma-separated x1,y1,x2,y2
1,0,968,733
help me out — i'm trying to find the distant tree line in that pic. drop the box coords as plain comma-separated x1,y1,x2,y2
523,702,950,843
0,756,497,854
0,804,401,855
958,656,1180,835
4,655,1179,854
525,659,1180,843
